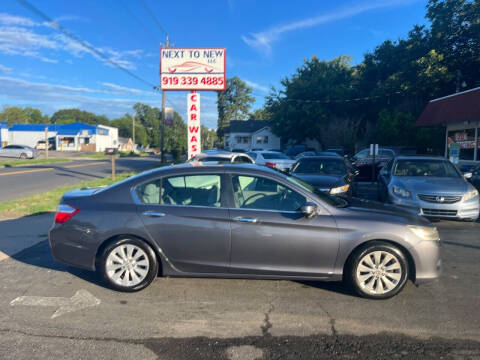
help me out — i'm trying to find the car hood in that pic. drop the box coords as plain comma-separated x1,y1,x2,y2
393,176,468,194
294,174,345,188
344,198,431,226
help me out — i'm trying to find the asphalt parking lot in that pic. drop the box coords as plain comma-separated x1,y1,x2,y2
0,186,479,359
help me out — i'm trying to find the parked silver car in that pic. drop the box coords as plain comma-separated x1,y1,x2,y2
248,151,296,172
378,156,479,220
0,144,38,159
188,151,254,164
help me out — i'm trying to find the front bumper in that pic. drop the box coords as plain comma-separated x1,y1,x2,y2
388,193,479,220
410,239,442,284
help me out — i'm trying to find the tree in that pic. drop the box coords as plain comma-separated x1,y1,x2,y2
110,114,148,146
201,126,218,149
248,108,272,121
23,107,44,123
217,76,255,138
51,109,109,125
0,106,30,125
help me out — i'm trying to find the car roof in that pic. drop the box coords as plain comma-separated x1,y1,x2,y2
297,156,344,160
194,152,248,159
139,163,281,177
394,155,446,161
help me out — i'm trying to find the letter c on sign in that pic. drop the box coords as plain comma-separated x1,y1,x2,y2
190,94,197,102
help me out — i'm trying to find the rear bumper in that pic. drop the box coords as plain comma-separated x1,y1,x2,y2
49,226,97,271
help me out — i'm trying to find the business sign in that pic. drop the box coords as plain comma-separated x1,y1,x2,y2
160,48,226,91
187,92,201,159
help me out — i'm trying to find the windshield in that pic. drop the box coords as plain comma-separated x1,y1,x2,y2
261,152,289,160
393,160,461,178
292,158,346,175
285,174,348,208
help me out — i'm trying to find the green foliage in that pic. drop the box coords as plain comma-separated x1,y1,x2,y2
217,76,255,138
0,106,32,125
265,0,480,153
248,108,272,121
51,109,110,125
201,125,218,149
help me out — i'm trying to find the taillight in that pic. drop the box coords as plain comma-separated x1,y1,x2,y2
55,204,80,224
265,162,277,168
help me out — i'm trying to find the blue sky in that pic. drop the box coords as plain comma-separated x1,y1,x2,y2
0,0,429,129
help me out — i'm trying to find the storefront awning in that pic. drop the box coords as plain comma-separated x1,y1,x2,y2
416,87,480,126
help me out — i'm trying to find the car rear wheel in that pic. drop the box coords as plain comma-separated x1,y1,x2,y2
100,237,158,292
347,242,408,299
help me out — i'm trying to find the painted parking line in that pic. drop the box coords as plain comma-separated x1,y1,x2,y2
0,162,105,177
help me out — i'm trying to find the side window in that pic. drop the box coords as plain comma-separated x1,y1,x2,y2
379,149,394,157
234,155,253,164
136,179,161,204
162,174,221,207
247,152,257,160
232,175,306,211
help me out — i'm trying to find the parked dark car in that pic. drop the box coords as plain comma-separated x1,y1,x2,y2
49,164,441,299
284,144,315,158
291,156,358,198
465,163,480,192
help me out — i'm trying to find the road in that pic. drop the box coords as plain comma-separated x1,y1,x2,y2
0,215,479,359
0,157,163,202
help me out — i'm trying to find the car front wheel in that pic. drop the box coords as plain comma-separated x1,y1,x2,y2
100,237,158,292
347,242,408,299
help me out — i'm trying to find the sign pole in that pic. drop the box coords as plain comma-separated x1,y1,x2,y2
160,36,169,164
187,91,201,159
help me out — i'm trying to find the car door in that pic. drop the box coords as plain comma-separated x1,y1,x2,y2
228,173,339,277
0,145,14,158
135,172,231,273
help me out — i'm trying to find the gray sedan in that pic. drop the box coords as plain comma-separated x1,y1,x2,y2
378,156,479,220
49,164,441,299
0,144,38,159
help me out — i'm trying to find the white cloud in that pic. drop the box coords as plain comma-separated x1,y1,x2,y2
0,76,220,127
0,12,143,68
242,0,418,56
245,79,269,93
0,64,12,73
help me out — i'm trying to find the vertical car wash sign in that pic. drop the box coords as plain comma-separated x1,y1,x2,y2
160,48,226,158
187,92,201,158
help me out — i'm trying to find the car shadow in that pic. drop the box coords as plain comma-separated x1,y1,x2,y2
294,280,356,297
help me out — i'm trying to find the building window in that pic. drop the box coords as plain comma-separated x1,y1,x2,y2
448,129,475,160
263,136,268,144
256,136,262,144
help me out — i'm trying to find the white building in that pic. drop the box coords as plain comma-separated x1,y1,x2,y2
224,120,281,151
4,122,118,152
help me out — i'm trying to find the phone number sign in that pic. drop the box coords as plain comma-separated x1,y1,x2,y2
160,48,226,91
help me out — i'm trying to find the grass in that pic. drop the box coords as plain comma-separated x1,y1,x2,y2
0,158,71,168
0,172,137,218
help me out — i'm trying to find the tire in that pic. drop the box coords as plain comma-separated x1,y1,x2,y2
99,237,158,292
346,241,409,299
19,153,27,159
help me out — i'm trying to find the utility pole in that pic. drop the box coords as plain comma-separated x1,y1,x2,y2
160,35,169,164
132,114,135,152
44,126,49,159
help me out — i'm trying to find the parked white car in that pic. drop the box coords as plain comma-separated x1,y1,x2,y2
248,151,296,172
0,144,38,159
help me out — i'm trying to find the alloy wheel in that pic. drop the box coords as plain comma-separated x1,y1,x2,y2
105,244,150,287
355,250,402,295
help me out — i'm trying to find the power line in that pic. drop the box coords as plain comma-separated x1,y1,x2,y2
118,0,159,41
16,0,157,90
138,0,169,37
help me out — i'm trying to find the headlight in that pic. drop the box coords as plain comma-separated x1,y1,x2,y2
464,189,479,201
392,185,412,198
330,184,350,194
407,225,440,241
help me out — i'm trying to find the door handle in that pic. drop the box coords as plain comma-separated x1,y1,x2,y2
142,211,166,218
233,216,258,223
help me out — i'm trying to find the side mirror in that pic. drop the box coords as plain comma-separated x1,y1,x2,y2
380,168,389,177
301,202,318,218
463,172,473,179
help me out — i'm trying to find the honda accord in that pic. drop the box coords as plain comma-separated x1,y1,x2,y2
49,164,441,299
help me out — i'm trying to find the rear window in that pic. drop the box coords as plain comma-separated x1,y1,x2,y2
261,152,289,160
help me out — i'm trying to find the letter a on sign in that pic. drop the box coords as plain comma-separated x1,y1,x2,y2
187,92,201,159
